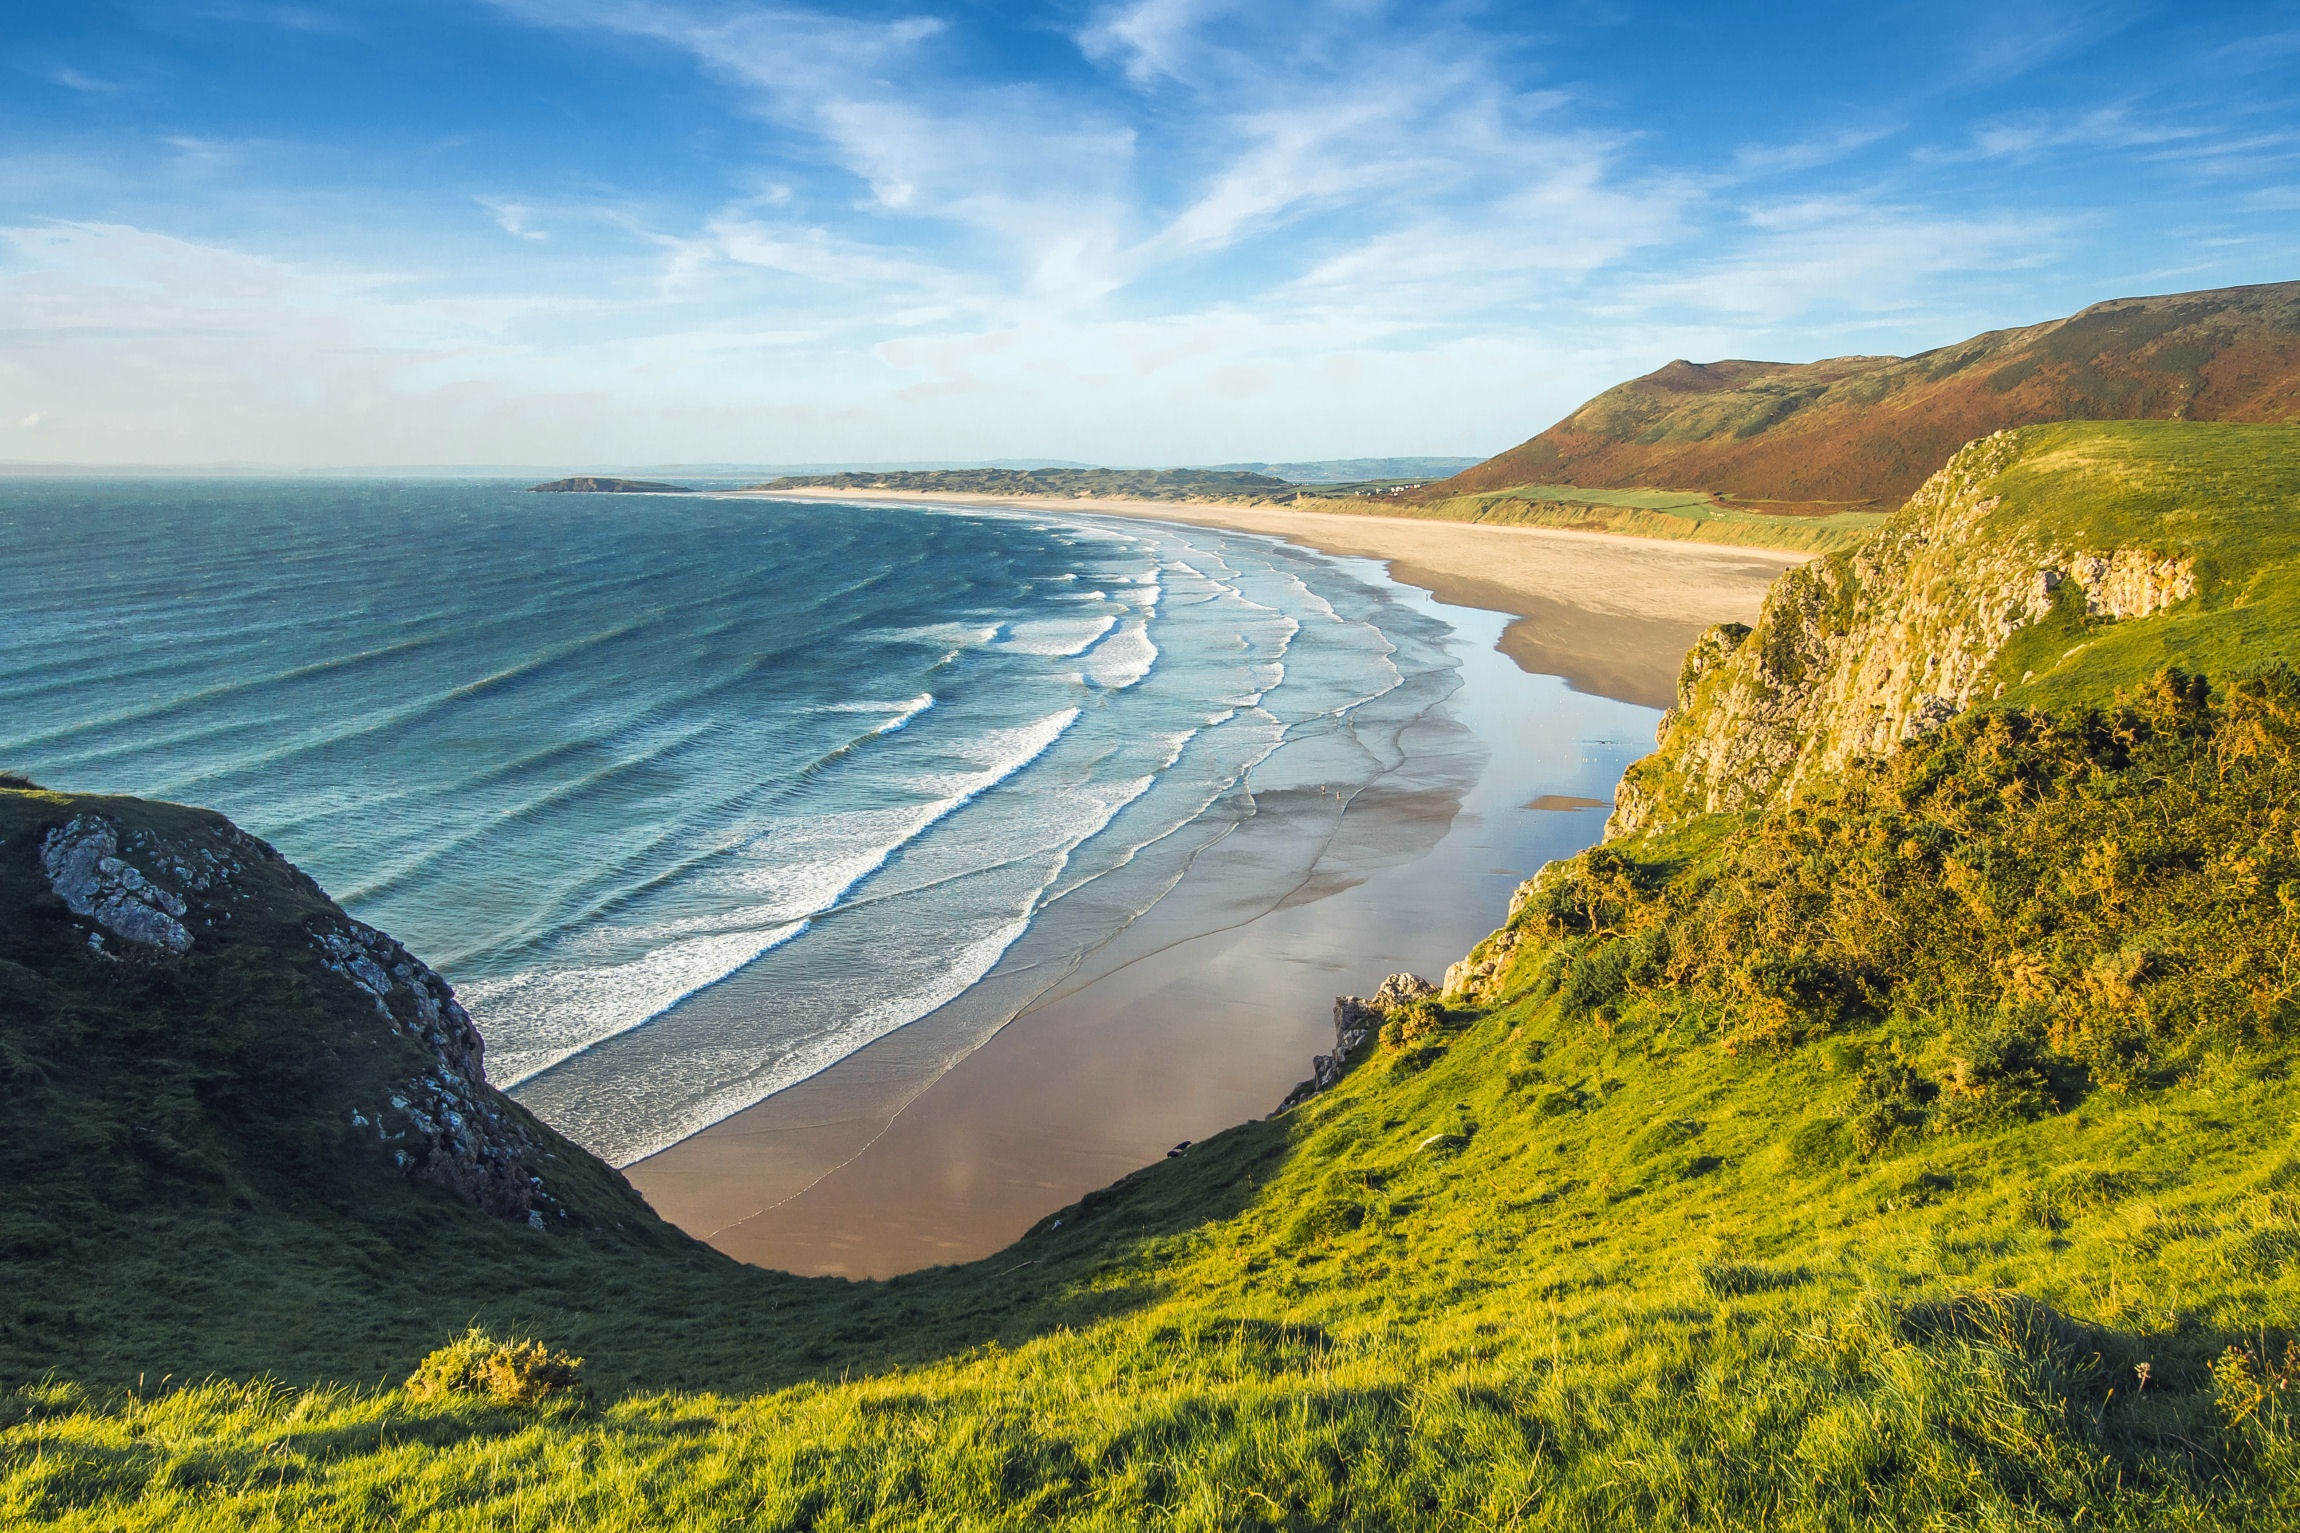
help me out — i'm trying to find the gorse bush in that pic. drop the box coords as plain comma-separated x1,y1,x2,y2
404,1328,585,1410
1508,667,2300,1131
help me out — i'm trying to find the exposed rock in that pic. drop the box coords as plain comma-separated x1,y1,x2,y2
1369,972,1437,1009
310,917,557,1225
1607,430,2200,836
1282,974,1438,1109
39,815,195,955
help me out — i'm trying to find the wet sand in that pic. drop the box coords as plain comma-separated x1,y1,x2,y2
626,504,1797,1277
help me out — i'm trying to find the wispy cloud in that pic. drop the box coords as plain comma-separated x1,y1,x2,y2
1944,104,2209,162
1957,1,2136,85
49,65,118,93
5,0,2295,465
482,199,549,241
1731,126,1900,178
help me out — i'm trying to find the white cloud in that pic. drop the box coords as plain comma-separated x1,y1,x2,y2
5,0,2287,468
483,199,549,241
1957,105,2208,162
1078,0,1229,86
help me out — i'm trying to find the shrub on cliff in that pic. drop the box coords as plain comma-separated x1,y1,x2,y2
1493,666,2300,1125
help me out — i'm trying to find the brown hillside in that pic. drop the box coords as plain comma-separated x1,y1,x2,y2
1434,280,2300,506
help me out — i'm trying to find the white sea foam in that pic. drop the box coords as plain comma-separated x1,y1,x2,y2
601,917,1037,1165
897,621,1001,649
476,707,1082,1087
1000,614,1116,656
1083,620,1157,689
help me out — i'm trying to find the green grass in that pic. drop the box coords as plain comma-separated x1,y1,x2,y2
7,674,2300,1526
1491,483,1724,512
1980,421,2300,711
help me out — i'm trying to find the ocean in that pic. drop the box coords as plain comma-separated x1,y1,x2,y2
0,479,1576,1166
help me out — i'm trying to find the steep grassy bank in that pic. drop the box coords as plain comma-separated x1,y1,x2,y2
1613,420,2300,833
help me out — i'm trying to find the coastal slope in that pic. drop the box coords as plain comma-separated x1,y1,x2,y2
1607,420,2300,833
8,422,2300,1526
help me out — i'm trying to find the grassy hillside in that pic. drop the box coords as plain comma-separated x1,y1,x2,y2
8,423,2300,1527
0,787,1263,1399
1424,280,2300,513
1979,423,2300,710
1610,421,2300,833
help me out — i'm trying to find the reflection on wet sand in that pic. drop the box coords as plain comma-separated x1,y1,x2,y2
628,588,1664,1277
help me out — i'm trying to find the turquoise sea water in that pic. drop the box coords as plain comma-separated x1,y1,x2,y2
1,479,1501,1164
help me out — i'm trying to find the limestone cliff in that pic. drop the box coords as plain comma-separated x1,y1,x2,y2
1606,428,2199,836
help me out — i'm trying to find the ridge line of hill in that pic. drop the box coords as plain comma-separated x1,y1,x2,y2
1389,279,2300,552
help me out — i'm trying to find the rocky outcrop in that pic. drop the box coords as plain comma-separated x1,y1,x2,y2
1607,430,2198,836
312,918,559,1227
39,814,211,955
1444,870,1573,1002
29,803,559,1228
1282,973,1436,1109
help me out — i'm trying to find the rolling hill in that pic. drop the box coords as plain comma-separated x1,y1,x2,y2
1426,280,2300,512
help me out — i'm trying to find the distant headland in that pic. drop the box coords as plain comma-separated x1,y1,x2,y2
527,476,695,493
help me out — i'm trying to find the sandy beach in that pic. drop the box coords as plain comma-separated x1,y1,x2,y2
626,495,1805,1276
727,489,1809,706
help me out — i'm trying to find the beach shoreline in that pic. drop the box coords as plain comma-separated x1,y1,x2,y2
728,487,1810,707
626,494,1800,1276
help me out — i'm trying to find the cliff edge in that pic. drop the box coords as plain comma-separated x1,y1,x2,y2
1607,420,2300,836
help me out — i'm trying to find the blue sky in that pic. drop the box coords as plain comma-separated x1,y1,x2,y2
4,1,2297,467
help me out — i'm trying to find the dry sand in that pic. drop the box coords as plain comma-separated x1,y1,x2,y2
625,492,1806,1276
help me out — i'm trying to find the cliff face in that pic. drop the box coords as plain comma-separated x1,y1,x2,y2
1430,281,2300,507
1600,421,2296,838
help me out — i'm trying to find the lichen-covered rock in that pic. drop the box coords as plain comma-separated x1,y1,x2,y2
1370,973,1436,1009
1607,430,2198,836
39,815,196,954
311,917,556,1224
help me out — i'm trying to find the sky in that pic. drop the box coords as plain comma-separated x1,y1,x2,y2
3,1,2298,468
